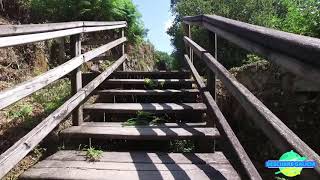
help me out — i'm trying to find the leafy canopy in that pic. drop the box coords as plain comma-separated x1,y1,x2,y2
30,0,147,43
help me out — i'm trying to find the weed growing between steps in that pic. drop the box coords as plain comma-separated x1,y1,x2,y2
123,111,169,126
144,78,165,89
85,147,103,162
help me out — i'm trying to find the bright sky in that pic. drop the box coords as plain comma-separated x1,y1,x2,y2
132,0,174,54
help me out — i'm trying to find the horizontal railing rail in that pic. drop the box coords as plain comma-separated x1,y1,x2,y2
183,32,320,177
0,37,126,110
0,21,127,48
183,15,320,84
0,21,127,178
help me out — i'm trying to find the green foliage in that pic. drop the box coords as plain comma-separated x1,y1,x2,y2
8,104,33,120
273,0,320,37
123,111,168,126
155,51,175,70
168,0,320,69
32,80,71,114
29,0,146,43
170,140,195,152
85,147,103,162
144,78,164,89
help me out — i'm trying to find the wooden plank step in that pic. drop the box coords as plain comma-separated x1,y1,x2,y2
81,122,207,128
60,124,220,140
20,151,240,180
113,71,191,79
105,79,194,85
83,103,207,113
95,89,199,96
114,71,190,75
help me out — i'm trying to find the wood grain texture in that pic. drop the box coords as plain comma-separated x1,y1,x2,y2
80,122,207,128
105,79,194,85
0,22,83,37
0,21,126,37
70,34,83,126
21,151,239,180
45,150,228,164
0,55,127,179
83,103,207,113
95,89,199,96
0,28,83,48
61,125,220,140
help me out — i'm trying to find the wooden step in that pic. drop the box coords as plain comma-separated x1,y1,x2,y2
60,123,220,140
105,79,194,85
95,89,199,96
20,151,240,180
80,122,207,128
83,103,207,113
113,71,191,79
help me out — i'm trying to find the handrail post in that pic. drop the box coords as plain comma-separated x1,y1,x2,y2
70,34,83,126
207,31,217,100
187,25,194,63
122,28,126,71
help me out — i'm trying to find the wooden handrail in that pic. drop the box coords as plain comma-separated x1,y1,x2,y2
184,55,262,180
0,21,127,48
184,37,320,175
183,15,320,84
0,21,126,37
0,37,127,110
0,54,127,178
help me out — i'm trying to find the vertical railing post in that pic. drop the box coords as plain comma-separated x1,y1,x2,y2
187,25,194,63
207,31,217,100
70,34,83,126
122,28,126,71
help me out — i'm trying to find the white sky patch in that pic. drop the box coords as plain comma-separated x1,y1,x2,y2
164,16,174,32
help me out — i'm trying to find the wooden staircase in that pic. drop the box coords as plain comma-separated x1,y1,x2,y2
2,16,319,180
20,71,240,180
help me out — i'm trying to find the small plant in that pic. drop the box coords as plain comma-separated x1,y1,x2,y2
123,111,168,126
85,147,103,162
8,104,33,120
144,78,165,89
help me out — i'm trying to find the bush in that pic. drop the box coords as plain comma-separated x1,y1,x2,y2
30,0,147,43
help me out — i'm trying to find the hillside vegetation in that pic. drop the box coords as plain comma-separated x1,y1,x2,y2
168,0,320,68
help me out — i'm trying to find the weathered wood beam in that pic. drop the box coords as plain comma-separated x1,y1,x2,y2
184,55,206,91
0,22,83,37
207,31,217,100
70,34,83,126
202,15,320,67
0,21,127,37
83,24,127,33
185,37,320,174
0,37,127,110
0,22,127,48
0,28,84,48
202,22,320,85
184,53,262,180
0,54,127,179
